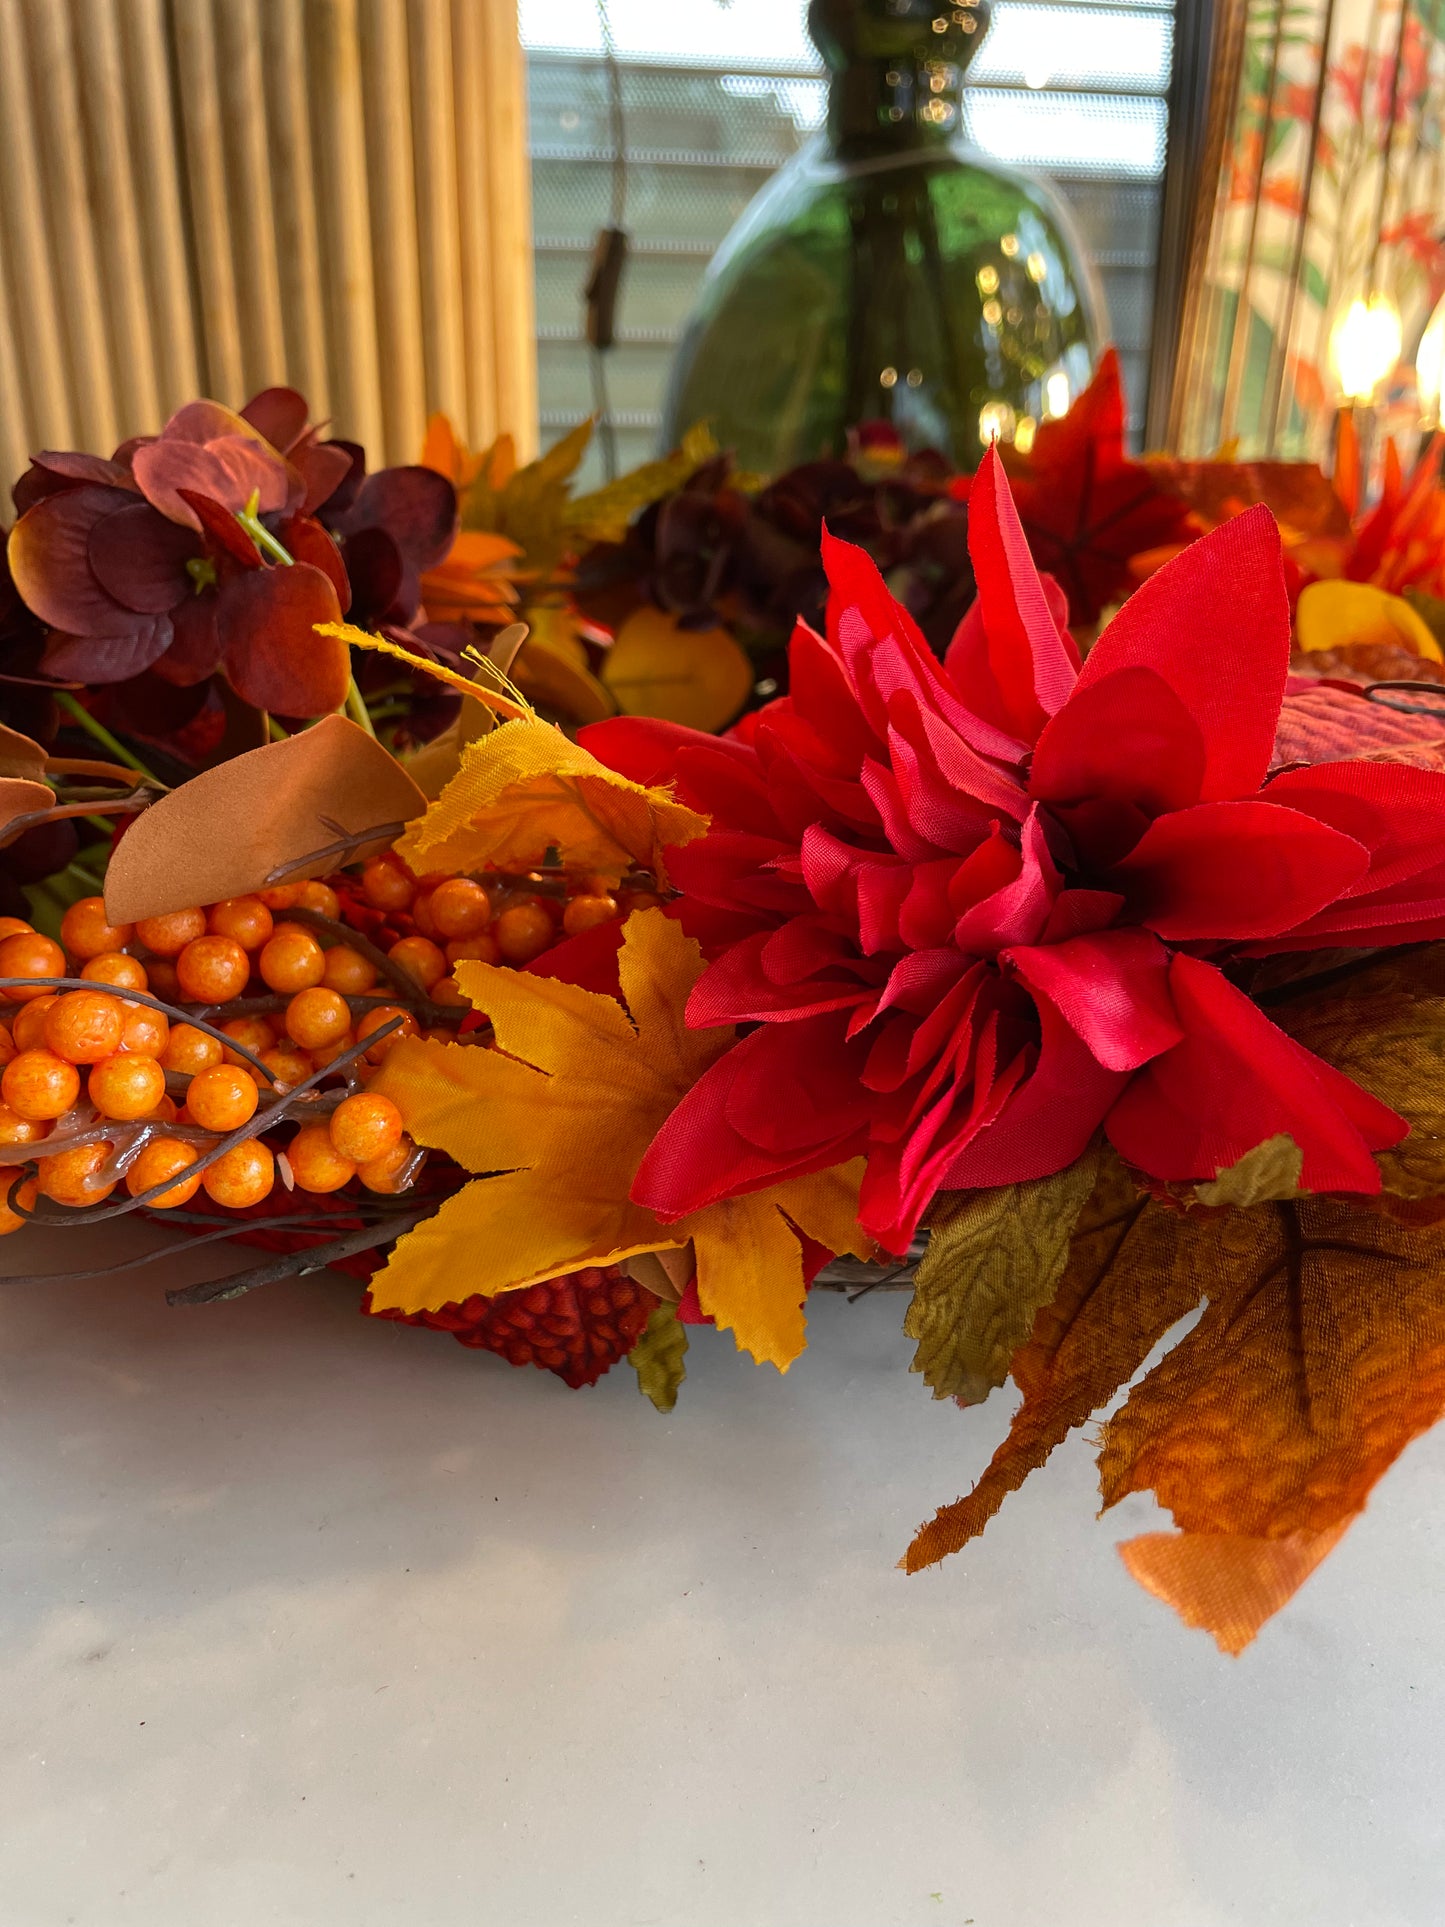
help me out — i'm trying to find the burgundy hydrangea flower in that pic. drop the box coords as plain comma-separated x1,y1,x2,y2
6,389,355,719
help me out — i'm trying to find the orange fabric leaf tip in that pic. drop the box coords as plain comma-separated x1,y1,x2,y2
1118,1523,1350,1655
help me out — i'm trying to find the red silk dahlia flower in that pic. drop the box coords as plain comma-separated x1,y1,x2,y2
582,448,1445,1254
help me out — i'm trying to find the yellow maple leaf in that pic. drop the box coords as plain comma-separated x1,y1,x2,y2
367,911,873,1369
397,714,707,888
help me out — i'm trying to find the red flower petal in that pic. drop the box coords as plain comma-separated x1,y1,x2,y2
87,500,198,614
152,593,222,687
292,440,355,516
1264,760,1445,901
217,562,347,716
177,489,262,568
338,466,459,569
1108,798,1370,939
1067,505,1289,801
963,443,1078,740
1105,953,1403,1191
1030,664,1208,831
278,514,351,612
632,1014,871,1219
1005,928,1183,1070
133,435,291,527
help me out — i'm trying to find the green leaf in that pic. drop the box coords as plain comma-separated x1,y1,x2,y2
904,1146,1100,1403
629,1298,688,1413
1194,1134,1305,1207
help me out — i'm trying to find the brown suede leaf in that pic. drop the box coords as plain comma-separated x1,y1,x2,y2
903,1151,1204,1572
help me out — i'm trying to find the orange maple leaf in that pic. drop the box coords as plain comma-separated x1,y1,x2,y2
367,911,873,1368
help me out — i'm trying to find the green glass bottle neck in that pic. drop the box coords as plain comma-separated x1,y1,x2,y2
825,54,967,156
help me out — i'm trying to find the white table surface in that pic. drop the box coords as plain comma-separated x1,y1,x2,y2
2,1217,1443,1927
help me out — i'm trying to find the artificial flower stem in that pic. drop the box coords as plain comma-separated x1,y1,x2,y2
53,693,164,789
344,676,377,738
236,489,295,568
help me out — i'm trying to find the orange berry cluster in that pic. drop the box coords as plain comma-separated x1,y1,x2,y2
0,849,655,1240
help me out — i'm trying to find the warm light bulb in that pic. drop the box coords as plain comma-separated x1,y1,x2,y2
1417,294,1445,425
1044,370,1071,418
1330,294,1403,404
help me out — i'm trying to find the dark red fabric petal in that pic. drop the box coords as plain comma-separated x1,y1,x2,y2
1030,663,1208,820
1105,953,1402,1192
240,386,311,452
7,486,150,634
338,467,459,569
43,619,174,684
1108,798,1370,939
152,592,222,686
217,563,348,716
1067,504,1289,801
86,501,198,614
278,514,351,612
133,435,291,527
177,489,263,569
1264,760,1445,901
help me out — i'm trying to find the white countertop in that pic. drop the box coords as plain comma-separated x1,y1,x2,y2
3,1217,1443,1927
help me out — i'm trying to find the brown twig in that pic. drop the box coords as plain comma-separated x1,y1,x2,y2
166,1207,434,1306
264,820,410,884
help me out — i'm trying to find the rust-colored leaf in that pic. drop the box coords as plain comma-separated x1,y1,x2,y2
103,714,425,922
1098,1198,1445,1643
903,1152,1204,1572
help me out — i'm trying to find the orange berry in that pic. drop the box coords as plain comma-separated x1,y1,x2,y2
285,1122,355,1193
12,995,59,1052
147,957,181,1001
322,944,377,995
44,990,124,1064
284,986,351,1050
219,1016,276,1067
257,882,301,912
411,889,440,940
2,1048,80,1119
562,893,619,937
258,927,326,993
37,1141,116,1207
185,1063,259,1132
293,880,340,919
619,889,663,913
202,1139,274,1208
307,1032,356,1074
446,932,501,966
176,935,250,1003
430,877,493,940
0,931,65,1002
145,1092,179,1124
329,1092,403,1164
87,1052,165,1121
60,896,134,960
0,1102,47,1145
119,1003,169,1058
361,852,415,911
135,908,206,956
125,1137,202,1209
356,1004,419,1062
258,1042,314,1089
430,977,468,1009
387,935,446,992
0,916,32,941
83,951,149,994
161,1024,223,1076
208,896,274,951
0,1024,14,1067
0,1167,31,1233
494,900,555,964
358,1134,418,1194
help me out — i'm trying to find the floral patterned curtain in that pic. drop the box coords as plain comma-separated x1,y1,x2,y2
1175,0,1445,458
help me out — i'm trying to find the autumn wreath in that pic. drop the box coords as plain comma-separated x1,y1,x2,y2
5,369,1445,1655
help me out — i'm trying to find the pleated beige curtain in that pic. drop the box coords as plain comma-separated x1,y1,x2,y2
0,0,537,490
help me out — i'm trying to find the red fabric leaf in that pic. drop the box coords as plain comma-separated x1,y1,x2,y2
7,485,152,635
86,499,199,613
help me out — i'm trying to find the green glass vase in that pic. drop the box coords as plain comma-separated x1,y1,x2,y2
660,0,1101,473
